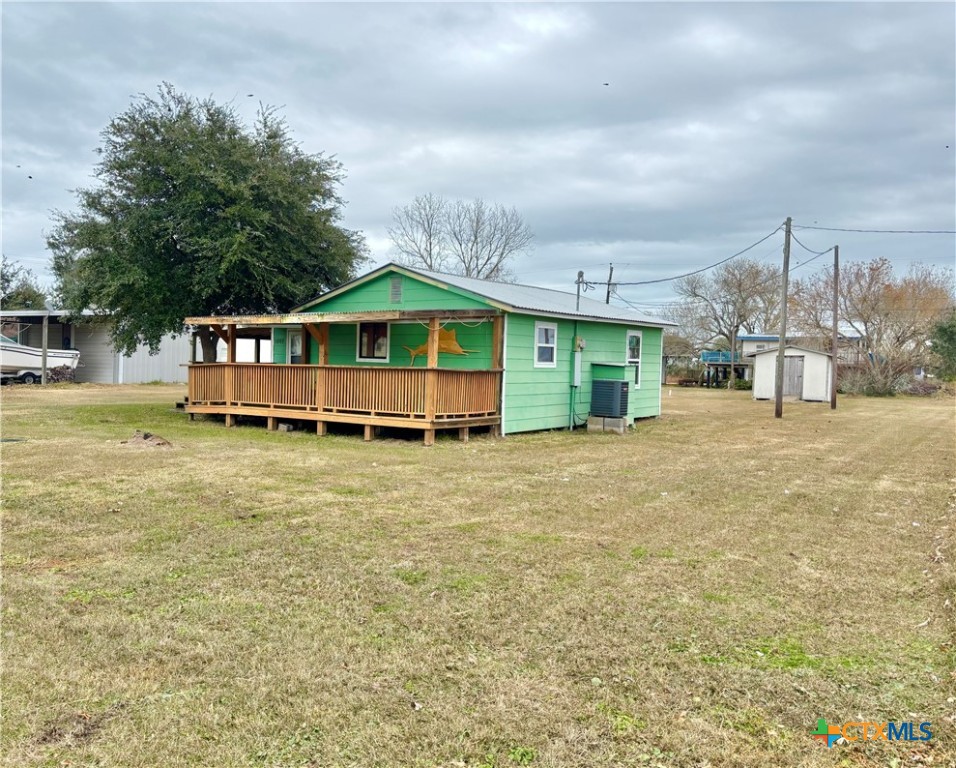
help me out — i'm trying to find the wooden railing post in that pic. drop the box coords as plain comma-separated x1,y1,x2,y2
225,364,234,406
316,367,326,412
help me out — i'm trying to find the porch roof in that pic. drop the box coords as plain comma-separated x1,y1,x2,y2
185,308,501,326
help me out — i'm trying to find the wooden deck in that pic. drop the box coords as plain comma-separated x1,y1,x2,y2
186,364,502,445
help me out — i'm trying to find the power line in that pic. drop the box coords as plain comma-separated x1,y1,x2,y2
608,239,824,306
611,247,835,316
793,223,956,235
610,225,784,286
789,231,832,257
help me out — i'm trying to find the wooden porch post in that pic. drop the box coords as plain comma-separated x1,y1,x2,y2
491,314,504,437
317,323,329,365
301,324,311,364
424,317,440,446
218,325,235,411
309,323,329,434
227,325,236,363
491,315,503,369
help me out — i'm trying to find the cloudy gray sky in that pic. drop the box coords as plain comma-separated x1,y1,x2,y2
2,1,954,311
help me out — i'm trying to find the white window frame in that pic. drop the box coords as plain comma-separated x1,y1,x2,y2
287,330,303,364
356,322,390,363
534,321,558,368
626,329,642,388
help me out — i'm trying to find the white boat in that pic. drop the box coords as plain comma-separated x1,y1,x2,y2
0,333,81,378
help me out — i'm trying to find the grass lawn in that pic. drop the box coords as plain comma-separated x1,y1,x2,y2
1,383,953,767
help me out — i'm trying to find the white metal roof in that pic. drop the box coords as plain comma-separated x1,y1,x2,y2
397,265,675,327
744,345,833,358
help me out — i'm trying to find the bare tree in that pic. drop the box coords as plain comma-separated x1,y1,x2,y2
791,258,954,391
669,259,782,347
386,193,448,273
444,198,533,280
388,195,533,280
667,259,782,387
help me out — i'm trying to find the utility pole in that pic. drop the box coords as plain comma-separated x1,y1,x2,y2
830,245,839,410
576,271,585,311
728,327,736,389
773,217,792,418
41,312,49,386
605,263,614,304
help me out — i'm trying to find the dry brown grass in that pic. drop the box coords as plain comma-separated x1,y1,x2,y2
1,384,953,767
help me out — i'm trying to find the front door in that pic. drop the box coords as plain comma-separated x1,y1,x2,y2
287,331,303,364
783,356,804,397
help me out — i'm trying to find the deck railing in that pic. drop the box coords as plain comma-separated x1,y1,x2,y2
188,364,500,420
700,351,743,364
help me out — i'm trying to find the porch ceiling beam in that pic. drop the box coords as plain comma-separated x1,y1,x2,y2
185,309,500,326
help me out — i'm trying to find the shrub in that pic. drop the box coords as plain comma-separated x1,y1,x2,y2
837,368,909,396
902,379,942,397
46,366,76,384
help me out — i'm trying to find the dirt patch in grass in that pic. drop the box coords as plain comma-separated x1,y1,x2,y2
119,430,173,448
1,385,954,767
35,702,126,746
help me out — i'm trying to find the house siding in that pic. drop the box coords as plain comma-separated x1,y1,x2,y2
502,314,663,434
305,273,492,314
273,322,494,369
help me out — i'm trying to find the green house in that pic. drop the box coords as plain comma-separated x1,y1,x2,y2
185,263,674,443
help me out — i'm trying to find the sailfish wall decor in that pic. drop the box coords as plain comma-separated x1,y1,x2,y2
404,328,478,365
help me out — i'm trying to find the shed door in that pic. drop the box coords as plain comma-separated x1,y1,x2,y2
783,356,804,397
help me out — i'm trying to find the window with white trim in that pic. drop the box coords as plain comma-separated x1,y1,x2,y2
534,322,557,367
357,322,389,362
626,330,642,387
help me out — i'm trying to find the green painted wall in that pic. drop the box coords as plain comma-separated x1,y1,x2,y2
305,272,492,313
272,322,493,369
502,314,662,434
273,329,287,363
326,321,493,369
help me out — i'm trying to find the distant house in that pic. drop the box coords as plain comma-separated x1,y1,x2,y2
184,263,675,443
0,309,190,384
698,331,864,388
747,346,833,402
699,334,783,386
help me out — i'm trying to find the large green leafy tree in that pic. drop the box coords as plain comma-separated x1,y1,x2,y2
49,84,367,361
1,256,48,310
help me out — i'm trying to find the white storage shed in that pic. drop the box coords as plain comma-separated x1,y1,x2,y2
748,346,833,402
